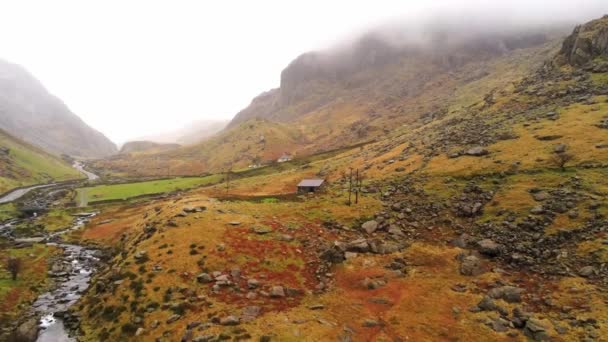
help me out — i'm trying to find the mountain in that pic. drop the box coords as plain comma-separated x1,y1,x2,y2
92,23,568,177
119,141,181,154
32,15,608,342
0,128,82,194
136,120,228,145
0,59,117,158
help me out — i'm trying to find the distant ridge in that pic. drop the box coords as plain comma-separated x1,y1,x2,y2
0,59,117,158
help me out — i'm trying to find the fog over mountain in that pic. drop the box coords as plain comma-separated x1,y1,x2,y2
1,0,607,143
0,59,117,157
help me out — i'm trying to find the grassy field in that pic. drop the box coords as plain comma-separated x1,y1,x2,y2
76,175,223,206
0,129,82,194
0,244,58,326
0,203,18,221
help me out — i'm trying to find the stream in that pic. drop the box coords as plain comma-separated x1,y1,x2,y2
35,214,100,342
1,163,103,341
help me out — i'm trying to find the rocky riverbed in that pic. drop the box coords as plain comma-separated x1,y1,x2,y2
4,213,102,342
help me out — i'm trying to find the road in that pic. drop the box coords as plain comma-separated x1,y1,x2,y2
0,184,56,205
73,161,99,181
0,162,99,205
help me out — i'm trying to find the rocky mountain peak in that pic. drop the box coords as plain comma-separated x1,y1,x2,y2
556,15,608,66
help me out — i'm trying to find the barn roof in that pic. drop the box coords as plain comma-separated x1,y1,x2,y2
297,179,325,187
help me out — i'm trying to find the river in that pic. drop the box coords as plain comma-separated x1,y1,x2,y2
34,216,100,342
0,164,102,341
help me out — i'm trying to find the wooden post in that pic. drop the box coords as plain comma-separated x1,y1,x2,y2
355,169,359,204
348,168,353,206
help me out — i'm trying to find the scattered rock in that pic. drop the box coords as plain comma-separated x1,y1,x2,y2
459,255,483,276
247,278,260,289
466,146,489,156
578,266,596,277
488,286,524,303
362,277,386,290
269,286,285,298
489,317,510,332
253,226,273,234
553,143,567,153
219,316,240,326
13,318,39,342
532,192,550,201
167,314,181,324
523,318,550,341
362,319,381,327
361,220,379,234
240,306,261,322
477,239,503,257
197,273,213,283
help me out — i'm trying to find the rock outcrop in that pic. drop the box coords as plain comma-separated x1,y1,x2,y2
555,15,608,66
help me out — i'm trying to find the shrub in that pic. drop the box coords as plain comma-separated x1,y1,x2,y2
121,323,137,335
6,257,22,280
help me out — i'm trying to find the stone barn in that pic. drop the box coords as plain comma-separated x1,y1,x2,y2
297,179,325,194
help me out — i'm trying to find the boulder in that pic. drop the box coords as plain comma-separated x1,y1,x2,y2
459,255,483,276
361,220,379,234
12,318,39,342
253,226,273,234
578,265,596,277
197,273,213,283
269,286,285,298
320,247,345,263
477,239,503,257
247,278,260,289
487,286,524,303
465,147,489,156
240,306,261,322
166,314,181,324
219,316,240,326
523,318,550,341
345,239,370,253
553,143,567,153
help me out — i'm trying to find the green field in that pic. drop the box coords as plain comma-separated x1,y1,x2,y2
76,175,223,206
0,129,82,194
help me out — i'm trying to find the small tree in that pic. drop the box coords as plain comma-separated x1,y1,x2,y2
550,152,574,171
7,257,21,281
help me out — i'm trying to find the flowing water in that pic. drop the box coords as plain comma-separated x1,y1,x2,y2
0,163,102,341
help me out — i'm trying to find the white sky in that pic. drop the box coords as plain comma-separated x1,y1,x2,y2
0,1,606,143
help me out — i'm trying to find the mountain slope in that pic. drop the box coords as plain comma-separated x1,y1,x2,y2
92,26,566,177
68,16,608,342
0,59,117,158
0,128,82,194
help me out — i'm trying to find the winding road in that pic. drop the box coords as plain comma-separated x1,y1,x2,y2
0,162,98,205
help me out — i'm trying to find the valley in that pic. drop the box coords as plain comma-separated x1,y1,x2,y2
0,9,607,342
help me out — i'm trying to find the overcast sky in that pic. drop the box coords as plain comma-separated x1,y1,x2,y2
1,1,607,143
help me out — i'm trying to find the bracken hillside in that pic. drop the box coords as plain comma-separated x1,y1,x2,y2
64,16,608,342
